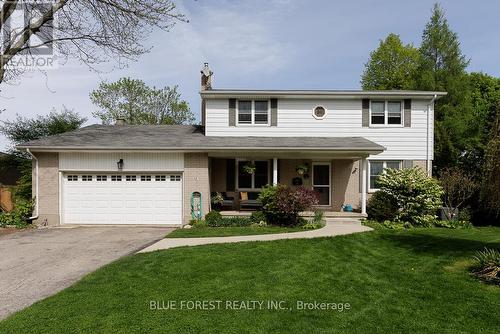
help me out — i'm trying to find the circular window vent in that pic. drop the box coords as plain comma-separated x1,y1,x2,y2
313,106,327,119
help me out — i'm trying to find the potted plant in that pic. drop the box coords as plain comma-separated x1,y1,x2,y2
243,163,256,175
295,163,309,175
211,192,224,211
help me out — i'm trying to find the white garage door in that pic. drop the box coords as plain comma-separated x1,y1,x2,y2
62,173,182,225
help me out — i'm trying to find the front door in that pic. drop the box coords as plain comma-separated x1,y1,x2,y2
312,163,331,206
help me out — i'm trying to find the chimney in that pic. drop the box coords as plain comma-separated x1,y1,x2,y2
115,117,126,126
201,62,213,90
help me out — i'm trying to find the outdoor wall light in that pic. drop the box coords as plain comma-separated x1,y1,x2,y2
117,159,124,170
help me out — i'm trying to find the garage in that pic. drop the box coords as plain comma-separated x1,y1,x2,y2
62,173,183,225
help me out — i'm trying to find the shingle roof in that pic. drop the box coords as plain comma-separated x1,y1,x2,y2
16,125,385,152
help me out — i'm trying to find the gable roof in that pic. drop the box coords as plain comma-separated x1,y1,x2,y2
16,125,385,153
200,89,447,99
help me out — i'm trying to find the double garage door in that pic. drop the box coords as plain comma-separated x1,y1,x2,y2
62,173,182,225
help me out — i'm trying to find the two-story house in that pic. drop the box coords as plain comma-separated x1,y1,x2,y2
18,64,446,226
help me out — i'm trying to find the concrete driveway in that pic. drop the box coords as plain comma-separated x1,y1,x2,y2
0,226,173,320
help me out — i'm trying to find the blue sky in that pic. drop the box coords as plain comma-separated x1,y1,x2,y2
1,0,499,150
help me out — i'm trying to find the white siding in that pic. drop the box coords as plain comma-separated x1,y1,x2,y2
205,98,434,160
59,152,184,171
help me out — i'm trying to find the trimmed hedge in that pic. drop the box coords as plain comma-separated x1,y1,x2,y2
204,211,252,227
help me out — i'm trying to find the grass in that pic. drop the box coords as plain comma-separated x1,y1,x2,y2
1,228,499,333
166,226,306,238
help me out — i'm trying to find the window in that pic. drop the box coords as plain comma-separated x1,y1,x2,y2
237,160,269,189
67,175,78,181
313,106,327,119
388,101,402,124
141,175,151,181
155,175,166,181
96,175,107,181
111,175,122,181
369,160,402,190
82,175,92,181
371,101,385,124
254,101,269,124
370,101,403,126
238,100,252,124
237,100,269,125
126,175,136,181
170,175,181,182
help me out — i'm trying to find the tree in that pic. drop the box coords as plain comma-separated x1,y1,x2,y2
90,77,194,125
361,33,420,90
439,167,477,220
0,106,86,198
480,105,500,217
417,3,469,99
0,0,185,83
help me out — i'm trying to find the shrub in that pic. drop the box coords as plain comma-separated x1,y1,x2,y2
250,211,267,224
0,198,34,228
189,219,206,228
367,191,398,222
312,209,325,225
439,167,477,221
377,167,443,226
471,247,500,284
208,216,252,227
259,185,319,226
204,210,222,226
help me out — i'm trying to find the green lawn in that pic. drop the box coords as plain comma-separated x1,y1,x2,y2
166,226,305,238
1,228,500,333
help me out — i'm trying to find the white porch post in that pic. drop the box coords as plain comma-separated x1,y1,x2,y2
361,157,367,215
272,158,278,185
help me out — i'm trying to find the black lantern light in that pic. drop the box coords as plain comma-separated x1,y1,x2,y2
117,159,124,170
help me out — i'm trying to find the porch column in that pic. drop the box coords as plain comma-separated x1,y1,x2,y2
361,157,367,215
272,158,278,185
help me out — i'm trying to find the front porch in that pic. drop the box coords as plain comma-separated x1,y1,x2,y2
209,154,370,215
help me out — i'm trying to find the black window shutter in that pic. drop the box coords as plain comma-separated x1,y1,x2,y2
226,159,235,191
362,99,370,127
229,99,236,126
404,99,411,127
270,98,278,126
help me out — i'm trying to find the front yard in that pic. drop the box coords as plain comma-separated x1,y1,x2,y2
1,228,499,333
166,225,306,238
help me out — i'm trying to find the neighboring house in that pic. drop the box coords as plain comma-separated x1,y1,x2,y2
17,64,446,226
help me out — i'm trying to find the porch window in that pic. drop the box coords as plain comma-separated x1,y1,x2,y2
237,160,269,189
237,100,269,125
369,160,402,191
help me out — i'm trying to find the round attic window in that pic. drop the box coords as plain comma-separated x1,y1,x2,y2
313,106,327,119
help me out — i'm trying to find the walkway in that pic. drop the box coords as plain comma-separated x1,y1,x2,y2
139,220,372,253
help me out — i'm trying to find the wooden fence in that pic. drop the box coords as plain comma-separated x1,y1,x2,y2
0,186,14,212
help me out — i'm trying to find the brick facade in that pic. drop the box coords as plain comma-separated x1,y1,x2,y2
183,153,210,224
33,152,60,226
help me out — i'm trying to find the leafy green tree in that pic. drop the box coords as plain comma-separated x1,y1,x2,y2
0,107,86,199
480,103,500,217
90,78,194,125
361,33,420,90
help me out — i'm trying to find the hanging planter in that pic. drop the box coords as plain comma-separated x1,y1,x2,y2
295,163,309,175
243,163,256,175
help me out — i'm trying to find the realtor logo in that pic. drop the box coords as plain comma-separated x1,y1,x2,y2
1,1,57,70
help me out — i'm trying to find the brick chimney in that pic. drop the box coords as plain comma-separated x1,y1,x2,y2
201,62,213,90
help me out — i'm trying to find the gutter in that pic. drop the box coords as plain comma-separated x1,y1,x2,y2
26,148,39,220
427,94,437,176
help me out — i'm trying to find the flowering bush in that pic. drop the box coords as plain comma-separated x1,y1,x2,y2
259,184,319,226
376,167,443,227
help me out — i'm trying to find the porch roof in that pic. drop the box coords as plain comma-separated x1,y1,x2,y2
17,125,385,154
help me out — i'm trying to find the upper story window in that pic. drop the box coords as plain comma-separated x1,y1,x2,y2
238,100,269,125
370,101,403,126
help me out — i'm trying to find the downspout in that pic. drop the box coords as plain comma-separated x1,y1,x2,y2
426,94,437,176
26,149,39,220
